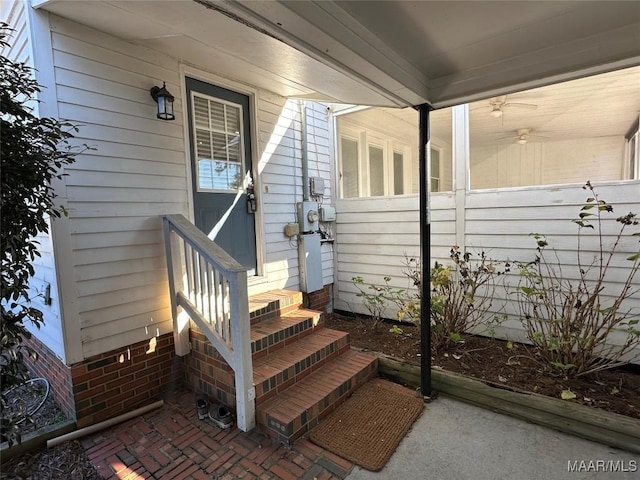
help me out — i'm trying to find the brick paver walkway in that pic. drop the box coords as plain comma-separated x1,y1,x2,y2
80,390,354,479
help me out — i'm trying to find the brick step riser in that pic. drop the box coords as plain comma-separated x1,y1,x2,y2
255,341,351,406
249,291,303,325
251,315,322,360
250,302,301,325
258,361,378,445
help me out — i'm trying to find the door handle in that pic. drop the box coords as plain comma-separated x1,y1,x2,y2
246,184,257,214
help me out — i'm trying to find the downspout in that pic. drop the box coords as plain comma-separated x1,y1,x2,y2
418,104,433,398
300,100,310,201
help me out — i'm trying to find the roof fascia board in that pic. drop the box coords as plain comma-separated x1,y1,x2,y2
429,23,640,109
217,0,430,107
31,0,60,9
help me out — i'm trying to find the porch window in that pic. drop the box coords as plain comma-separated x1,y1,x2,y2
626,119,639,180
337,110,417,198
341,136,360,198
368,144,385,196
430,147,441,192
393,151,404,194
192,93,244,192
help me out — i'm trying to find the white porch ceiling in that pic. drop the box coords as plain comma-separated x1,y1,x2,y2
35,0,640,109
384,66,640,147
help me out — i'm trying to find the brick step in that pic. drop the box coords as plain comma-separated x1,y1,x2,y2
250,308,322,359
257,349,378,445
253,328,350,405
249,290,303,325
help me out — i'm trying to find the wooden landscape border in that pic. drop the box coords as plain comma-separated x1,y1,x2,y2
375,352,640,454
0,420,76,462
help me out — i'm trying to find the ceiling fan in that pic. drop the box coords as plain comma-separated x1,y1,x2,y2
481,95,538,118
499,128,550,144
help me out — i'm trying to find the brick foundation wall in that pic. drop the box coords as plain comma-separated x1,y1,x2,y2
70,333,184,428
185,327,236,411
24,335,76,421
23,286,334,428
303,284,333,314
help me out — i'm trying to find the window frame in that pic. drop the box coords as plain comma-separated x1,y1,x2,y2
338,130,362,199
625,117,639,180
430,143,443,193
337,126,413,198
191,91,246,194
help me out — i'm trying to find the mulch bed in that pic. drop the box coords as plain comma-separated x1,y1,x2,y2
1,378,101,480
326,313,640,419
0,439,101,480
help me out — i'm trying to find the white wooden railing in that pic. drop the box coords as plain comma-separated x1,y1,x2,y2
162,214,255,431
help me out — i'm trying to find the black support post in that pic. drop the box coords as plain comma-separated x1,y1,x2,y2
418,104,432,398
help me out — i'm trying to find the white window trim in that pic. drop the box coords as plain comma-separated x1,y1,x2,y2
338,125,413,198
191,91,247,194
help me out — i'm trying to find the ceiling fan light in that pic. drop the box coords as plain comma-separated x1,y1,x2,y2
517,137,527,145
489,108,503,118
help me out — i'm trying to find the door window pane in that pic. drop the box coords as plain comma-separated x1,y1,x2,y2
193,94,244,192
369,145,384,196
393,151,404,195
341,137,359,198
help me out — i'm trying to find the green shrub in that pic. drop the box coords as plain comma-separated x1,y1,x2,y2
514,182,640,377
1,23,83,445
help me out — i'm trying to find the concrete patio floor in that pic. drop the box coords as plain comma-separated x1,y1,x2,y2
80,386,640,479
347,396,640,480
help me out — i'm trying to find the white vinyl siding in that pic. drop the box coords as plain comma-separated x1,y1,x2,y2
335,182,640,360
47,15,333,358
1,1,66,360
1,1,30,65
50,16,186,357
258,98,334,289
334,193,456,316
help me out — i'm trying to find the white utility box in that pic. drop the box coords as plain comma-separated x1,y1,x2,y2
319,206,336,222
298,233,323,293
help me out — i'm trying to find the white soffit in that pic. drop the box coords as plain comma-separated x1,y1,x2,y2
33,0,404,106
218,0,640,108
32,0,640,108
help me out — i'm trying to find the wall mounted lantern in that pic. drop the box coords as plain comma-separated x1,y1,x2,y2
150,82,175,120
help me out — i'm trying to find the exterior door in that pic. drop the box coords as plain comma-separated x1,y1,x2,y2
186,77,257,274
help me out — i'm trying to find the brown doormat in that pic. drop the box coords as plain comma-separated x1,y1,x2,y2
309,379,424,472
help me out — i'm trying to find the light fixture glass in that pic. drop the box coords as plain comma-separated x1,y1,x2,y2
150,82,175,120
517,137,527,145
489,107,503,118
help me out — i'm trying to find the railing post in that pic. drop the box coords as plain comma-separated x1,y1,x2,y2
229,271,255,431
163,214,255,430
163,217,191,356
